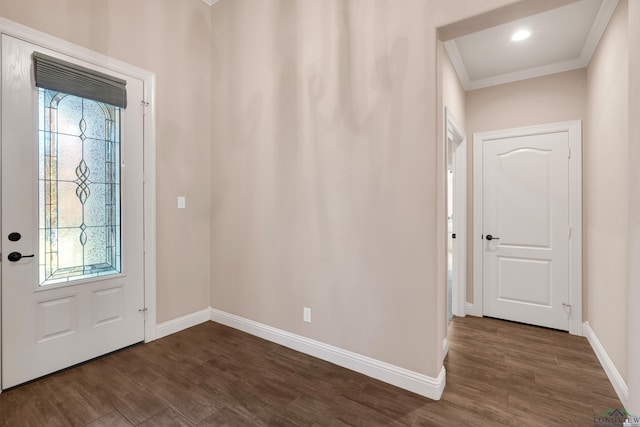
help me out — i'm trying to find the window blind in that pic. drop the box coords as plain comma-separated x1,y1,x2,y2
33,52,127,108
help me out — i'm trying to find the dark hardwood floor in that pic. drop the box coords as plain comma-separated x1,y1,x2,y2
0,316,623,426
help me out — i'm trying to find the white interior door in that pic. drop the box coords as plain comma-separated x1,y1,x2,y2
1,35,145,389
481,130,570,331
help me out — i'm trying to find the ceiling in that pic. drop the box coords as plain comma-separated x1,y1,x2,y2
444,0,619,91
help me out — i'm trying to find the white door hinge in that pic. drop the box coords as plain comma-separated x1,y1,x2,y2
568,148,572,159
140,100,150,107
562,303,572,318
568,226,572,238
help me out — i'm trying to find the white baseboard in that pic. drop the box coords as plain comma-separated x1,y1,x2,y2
154,307,446,400
209,308,446,400
583,322,629,409
155,307,212,339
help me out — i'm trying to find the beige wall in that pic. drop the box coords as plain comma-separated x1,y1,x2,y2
585,0,629,381
466,68,587,133
210,0,519,378
465,69,587,303
627,0,640,414
0,0,213,323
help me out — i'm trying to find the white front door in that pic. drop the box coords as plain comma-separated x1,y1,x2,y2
481,130,570,331
1,35,146,389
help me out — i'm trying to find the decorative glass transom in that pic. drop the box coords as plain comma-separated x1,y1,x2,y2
38,88,121,286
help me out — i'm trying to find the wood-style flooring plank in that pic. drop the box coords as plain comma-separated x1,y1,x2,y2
84,411,134,427
138,408,193,427
0,316,624,426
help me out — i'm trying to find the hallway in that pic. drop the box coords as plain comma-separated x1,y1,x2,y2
444,316,622,425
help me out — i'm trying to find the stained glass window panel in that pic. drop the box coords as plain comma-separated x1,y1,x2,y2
38,88,121,286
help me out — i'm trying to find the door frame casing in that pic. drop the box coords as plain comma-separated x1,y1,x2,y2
0,17,157,391
445,108,467,318
471,120,583,335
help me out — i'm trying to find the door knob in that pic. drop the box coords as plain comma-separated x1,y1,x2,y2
486,234,500,241
7,252,35,262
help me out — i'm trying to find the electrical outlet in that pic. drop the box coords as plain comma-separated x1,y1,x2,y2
303,307,311,323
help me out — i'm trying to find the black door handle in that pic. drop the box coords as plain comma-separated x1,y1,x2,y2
486,234,500,241
7,252,35,262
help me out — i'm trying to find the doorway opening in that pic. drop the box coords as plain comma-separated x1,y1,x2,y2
445,108,467,326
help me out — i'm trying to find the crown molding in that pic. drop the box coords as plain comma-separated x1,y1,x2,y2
446,0,619,91
580,0,619,64
202,0,220,5
443,40,472,90
465,57,585,91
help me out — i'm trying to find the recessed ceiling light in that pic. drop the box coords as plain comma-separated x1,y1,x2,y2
511,29,531,42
